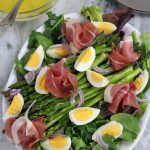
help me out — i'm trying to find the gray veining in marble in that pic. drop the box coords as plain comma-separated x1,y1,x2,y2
0,0,150,149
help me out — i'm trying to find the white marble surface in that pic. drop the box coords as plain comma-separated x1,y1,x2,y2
0,0,150,149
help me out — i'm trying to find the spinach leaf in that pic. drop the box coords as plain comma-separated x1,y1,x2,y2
36,34,53,51
15,58,26,75
28,31,53,50
111,113,140,135
119,129,137,142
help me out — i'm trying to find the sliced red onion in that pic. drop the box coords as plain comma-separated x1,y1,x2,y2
96,134,109,150
24,71,35,84
25,67,41,85
136,97,150,103
10,89,21,98
70,90,84,107
93,66,114,75
25,100,36,118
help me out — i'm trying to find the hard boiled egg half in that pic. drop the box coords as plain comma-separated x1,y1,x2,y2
35,66,49,94
41,134,71,150
74,47,96,72
92,121,123,142
46,44,70,59
24,45,44,71
92,22,117,35
86,70,109,88
3,93,24,121
104,84,114,103
69,107,100,125
135,69,149,95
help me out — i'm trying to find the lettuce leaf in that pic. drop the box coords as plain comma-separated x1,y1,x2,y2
81,4,103,22
103,8,134,33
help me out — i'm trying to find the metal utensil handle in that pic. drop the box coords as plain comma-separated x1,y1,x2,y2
0,0,24,27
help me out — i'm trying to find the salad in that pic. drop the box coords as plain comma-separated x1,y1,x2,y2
1,4,150,150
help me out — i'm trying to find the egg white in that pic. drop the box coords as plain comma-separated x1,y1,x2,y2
74,47,96,72
24,45,44,71
46,44,69,59
41,135,71,150
92,121,123,142
35,66,49,94
3,93,24,121
135,69,149,95
86,70,109,88
104,84,114,103
92,22,117,34
69,107,100,125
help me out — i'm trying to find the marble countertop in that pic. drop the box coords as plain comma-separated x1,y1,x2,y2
0,0,150,149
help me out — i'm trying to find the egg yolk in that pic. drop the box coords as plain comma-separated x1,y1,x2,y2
26,50,40,68
49,136,67,149
135,76,143,91
38,74,47,91
79,49,92,63
55,48,69,57
91,71,105,82
73,108,93,121
7,95,22,115
98,23,114,34
101,124,122,137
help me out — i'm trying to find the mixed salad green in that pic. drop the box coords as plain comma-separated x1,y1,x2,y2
2,4,150,150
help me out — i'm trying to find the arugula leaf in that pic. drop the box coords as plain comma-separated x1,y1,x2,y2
44,12,64,43
81,4,103,22
111,113,140,135
72,137,86,150
92,144,104,150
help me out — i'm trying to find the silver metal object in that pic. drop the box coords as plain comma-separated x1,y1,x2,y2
117,0,150,13
0,0,24,27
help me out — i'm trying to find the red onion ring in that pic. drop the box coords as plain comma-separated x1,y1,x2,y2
70,89,84,107
24,67,42,85
10,89,21,98
93,66,114,75
96,134,109,149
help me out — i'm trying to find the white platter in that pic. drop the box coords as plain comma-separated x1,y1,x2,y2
2,13,150,150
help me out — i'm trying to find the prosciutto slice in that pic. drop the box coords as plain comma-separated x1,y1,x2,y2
4,117,45,150
109,81,140,113
45,59,78,98
64,22,99,51
109,41,140,70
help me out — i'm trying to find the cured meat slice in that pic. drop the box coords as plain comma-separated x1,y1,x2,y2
109,42,140,70
64,22,98,51
45,59,78,98
4,117,45,150
108,82,140,113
